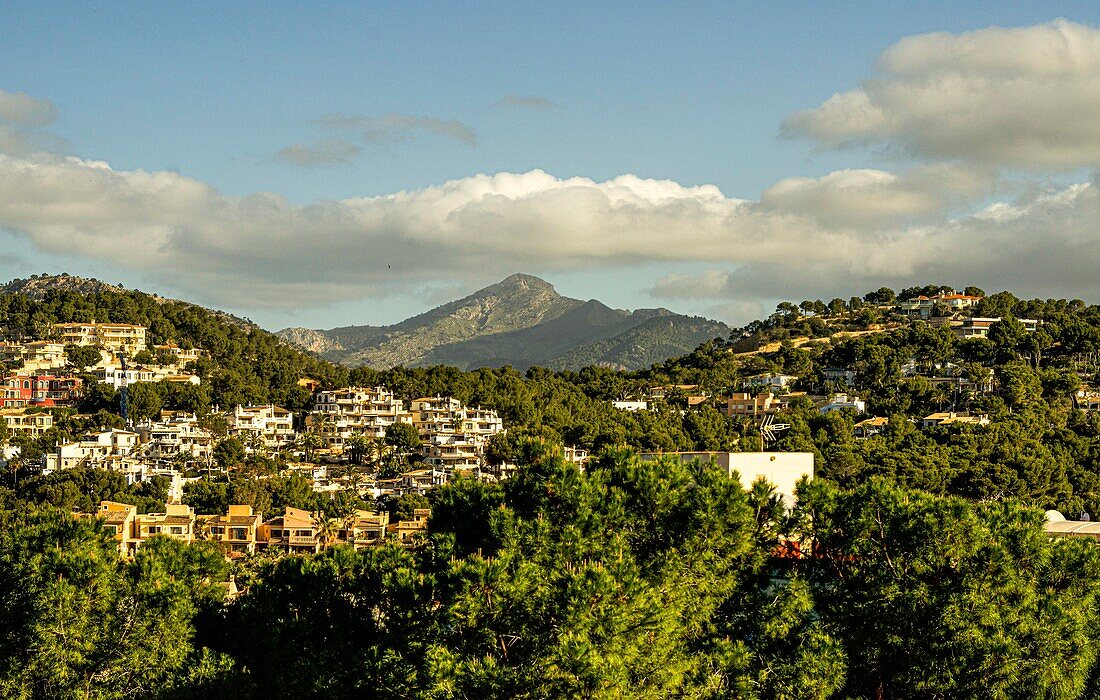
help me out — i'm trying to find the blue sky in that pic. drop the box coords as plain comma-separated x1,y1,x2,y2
2,2,1100,330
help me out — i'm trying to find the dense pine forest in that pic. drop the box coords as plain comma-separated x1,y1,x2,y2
6,281,1100,697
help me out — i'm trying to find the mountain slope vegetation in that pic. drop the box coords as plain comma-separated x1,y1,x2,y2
277,273,731,370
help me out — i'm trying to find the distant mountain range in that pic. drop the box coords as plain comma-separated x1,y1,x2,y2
277,273,730,370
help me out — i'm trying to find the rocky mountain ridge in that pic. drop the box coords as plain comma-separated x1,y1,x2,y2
278,273,730,370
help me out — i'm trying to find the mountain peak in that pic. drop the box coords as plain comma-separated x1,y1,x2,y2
490,273,556,293
277,273,730,371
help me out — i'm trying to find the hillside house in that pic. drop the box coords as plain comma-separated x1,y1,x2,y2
54,322,147,354
199,505,263,557
819,393,866,414
312,386,412,447
721,392,778,418
953,317,1040,339
228,404,296,451
261,507,322,554
744,374,798,390
134,503,196,547
897,291,982,318
922,412,991,429
0,408,53,437
853,416,889,439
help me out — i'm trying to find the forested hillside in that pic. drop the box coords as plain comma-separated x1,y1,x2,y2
0,280,345,412
4,448,1100,698
6,280,1100,697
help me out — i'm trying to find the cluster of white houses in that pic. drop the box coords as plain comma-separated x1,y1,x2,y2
311,387,506,471
23,386,518,503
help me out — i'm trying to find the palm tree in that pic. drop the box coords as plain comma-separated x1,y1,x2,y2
342,513,358,548
298,432,323,463
315,512,341,549
194,517,213,542
244,430,267,458
346,434,368,466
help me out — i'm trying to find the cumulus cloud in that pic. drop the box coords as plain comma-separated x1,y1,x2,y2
783,19,1100,169
2,151,1100,312
270,139,361,166
759,164,995,229
650,176,1100,305
314,112,477,146
494,93,557,110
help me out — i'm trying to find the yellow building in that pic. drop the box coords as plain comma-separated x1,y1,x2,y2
199,504,263,557
0,408,54,437
260,507,322,554
96,500,138,555
388,508,431,543
338,509,390,549
54,322,147,354
134,503,196,545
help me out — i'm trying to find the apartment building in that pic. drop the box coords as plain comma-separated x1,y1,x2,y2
0,407,54,437
0,341,67,371
1,373,83,408
137,414,214,462
422,432,483,470
54,322,147,354
199,505,263,557
260,507,322,554
134,503,196,546
409,396,464,435
312,386,412,448
227,404,296,450
410,397,502,440
43,429,139,472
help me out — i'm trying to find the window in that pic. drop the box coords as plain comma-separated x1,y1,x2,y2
170,526,183,535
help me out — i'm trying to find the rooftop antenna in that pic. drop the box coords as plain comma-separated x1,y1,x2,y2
759,413,790,451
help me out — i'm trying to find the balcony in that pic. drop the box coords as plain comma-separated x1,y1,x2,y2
288,534,317,546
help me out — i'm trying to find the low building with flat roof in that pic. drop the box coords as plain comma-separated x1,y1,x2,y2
637,451,814,507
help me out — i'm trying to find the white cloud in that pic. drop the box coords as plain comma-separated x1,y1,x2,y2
2,151,1099,311
650,176,1100,305
783,19,1100,169
759,165,994,229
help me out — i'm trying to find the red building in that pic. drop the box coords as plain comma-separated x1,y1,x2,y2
1,373,83,408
